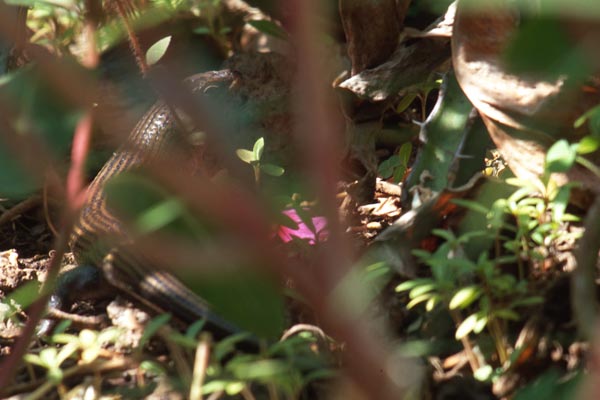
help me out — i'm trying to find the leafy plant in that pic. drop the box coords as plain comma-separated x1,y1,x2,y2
378,141,412,183
24,327,122,384
236,137,285,187
395,139,586,370
396,228,542,368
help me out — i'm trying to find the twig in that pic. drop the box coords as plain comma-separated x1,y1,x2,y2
45,306,106,327
0,195,41,228
189,334,211,400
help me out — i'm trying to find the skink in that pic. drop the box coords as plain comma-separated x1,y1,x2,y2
69,70,240,339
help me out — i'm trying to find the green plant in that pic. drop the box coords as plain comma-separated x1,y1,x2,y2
395,75,442,121
378,141,412,183
236,137,285,187
396,228,542,370
395,138,592,375
24,327,122,384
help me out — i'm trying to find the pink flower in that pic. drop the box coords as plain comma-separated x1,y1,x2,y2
276,208,328,245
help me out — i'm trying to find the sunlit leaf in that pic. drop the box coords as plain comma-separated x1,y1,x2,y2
473,314,488,333
253,137,265,160
236,149,255,164
545,139,577,173
395,278,435,293
576,135,600,154
408,283,437,299
456,313,478,339
449,286,482,310
146,36,172,66
425,295,441,312
407,293,434,309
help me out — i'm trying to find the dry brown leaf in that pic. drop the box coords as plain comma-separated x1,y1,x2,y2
452,0,600,193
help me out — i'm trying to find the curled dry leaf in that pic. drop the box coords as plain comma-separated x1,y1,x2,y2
338,2,453,102
452,0,600,192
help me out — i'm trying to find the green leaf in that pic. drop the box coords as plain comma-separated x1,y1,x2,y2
136,198,184,234
260,163,285,177
395,279,435,293
139,313,171,349
494,308,520,321
4,281,40,310
236,149,255,164
473,314,488,333
146,36,172,66
247,20,289,40
398,142,413,165
407,294,434,309
253,137,265,160
378,155,401,179
432,228,456,242
510,296,544,307
449,286,482,310
139,360,167,376
545,139,577,173
577,135,600,154
391,164,406,183
395,93,418,114
408,283,438,299
456,313,478,339
426,295,440,312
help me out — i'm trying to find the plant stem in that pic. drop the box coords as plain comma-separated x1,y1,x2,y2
488,316,508,365
450,310,480,372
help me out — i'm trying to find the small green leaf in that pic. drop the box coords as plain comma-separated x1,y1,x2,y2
425,295,440,311
139,360,167,376
139,313,171,348
449,286,482,310
253,137,265,160
408,283,437,299
432,229,456,242
378,155,402,179
236,149,255,164
407,293,434,309
395,279,434,293
395,93,418,114
398,142,413,165
545,139,577,173
494,308,520,320
248,20,289,40
260,163,285,177
146,36,172,66
577,135,600,154
473,314,488,333
392,164,407,183
511,296,544,307
193,26,212,35
456,314,478,339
